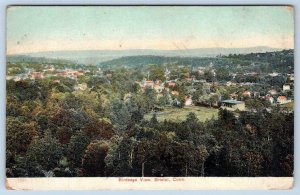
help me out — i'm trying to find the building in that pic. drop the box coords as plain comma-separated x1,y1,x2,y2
265,96,274,104
226,81,236,86
277,96,291,104
289,74,294,81
154,84,164,93
184,96,193,106
31,72,43,79
74,83,88,91
171,90,179,96
145,80,154,88
229,92,238,100
283,84,291,91
167,81,176,87
253,91,260,98
157,93,163,99
242,90,251,97
221,100,246,111
268,89,278,95
269,72,279,77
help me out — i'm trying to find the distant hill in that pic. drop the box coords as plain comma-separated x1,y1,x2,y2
99,49,294,72
98,55,229,68
16,46,283,65
7,55,73,65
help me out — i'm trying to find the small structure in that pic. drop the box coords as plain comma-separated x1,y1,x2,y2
123,93,132,102
145,80,154,88
184,96,193,106
167,81,176,87
74,83,88,91
171,90,179,96
265,96,274,104
221,100,245,111
226,81,236,86
277,96,291,104
289,74,294,81
31,72,43,79
242,90,251,97
253,91,260,98
157,93,163,99
283,84,291,91
154,84,164,93
268,89,278,95
269,72,279,77
229,93,238,100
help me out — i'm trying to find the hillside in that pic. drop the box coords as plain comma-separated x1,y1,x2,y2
7,55,73,65
16,46,282,64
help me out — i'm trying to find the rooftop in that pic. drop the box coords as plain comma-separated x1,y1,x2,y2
222,100,244,104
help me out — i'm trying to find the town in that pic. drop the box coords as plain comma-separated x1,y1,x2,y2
6,49,294,178
7,50,294,118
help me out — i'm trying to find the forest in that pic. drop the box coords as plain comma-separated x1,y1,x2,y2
6,50,294,177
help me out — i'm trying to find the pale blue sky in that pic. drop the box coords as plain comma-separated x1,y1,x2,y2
6,6,294,54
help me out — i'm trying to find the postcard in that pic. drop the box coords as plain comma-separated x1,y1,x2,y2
6,5,294,190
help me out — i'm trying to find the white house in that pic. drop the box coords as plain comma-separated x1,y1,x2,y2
268,89,278,95
266,96,274,104
184,96,193,106
283,84,291,91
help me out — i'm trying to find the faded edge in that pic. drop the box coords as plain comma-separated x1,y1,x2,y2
6,177,294,190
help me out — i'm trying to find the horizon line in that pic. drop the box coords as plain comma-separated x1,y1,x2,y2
7,46,293,56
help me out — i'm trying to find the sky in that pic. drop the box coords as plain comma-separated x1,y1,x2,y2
6,6,294,54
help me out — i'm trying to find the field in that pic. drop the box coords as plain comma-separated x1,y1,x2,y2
144,106,219,122
279,101,294,112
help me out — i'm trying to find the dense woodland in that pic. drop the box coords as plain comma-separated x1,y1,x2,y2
6,50,294,177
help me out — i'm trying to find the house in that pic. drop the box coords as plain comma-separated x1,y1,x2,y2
171,90,179,96
226,81,236,86
268,89,278,95
44,65,55,72
283,84,291,91
13,76,22,81
242,90,251,97
229,92,238,100
277,96,291,104
184,96,193,106
289,74,294,81
6,76,13,80
221,100,246,111
53,79,60,83
172,98,181,107
269,72,279,77
157,93,163,99
123,93,132,102
145,80,154,88
77,70,85,76
74,83,88,91
31,72,43,79
197,67,206,75
154,84,164,93
167,81,176,87
265,96,274,104
253,91,260,98
230,73,237,79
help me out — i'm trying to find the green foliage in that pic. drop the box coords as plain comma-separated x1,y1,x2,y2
82,140,109,176
6,49,294,177
25,131,63,176
6,117,38,154
67,132,91,168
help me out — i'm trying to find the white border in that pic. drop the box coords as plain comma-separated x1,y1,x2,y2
6,177,294,190
1,1,299,193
